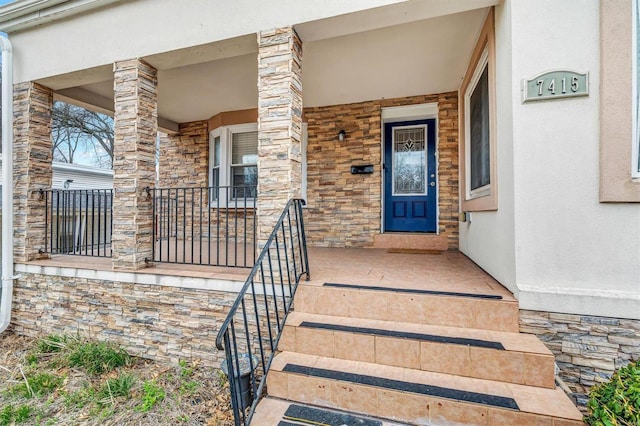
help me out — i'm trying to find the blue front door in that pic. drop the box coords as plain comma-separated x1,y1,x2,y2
384,119,437,232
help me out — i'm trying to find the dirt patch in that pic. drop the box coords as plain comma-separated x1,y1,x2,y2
0,331,234,425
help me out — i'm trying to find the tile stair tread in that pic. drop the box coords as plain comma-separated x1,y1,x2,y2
270,351,583,422
251,397,407,426
284,311,552,355
299,281,517,302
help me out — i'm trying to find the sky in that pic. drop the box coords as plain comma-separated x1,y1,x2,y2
0,1,14,5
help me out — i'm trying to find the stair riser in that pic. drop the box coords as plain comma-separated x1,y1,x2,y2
279,326,556,388
295,286,519,332
267,371,583,426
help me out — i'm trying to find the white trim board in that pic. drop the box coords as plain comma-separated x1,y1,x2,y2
518,285,640,320
15,263,246,294
381,103,438,122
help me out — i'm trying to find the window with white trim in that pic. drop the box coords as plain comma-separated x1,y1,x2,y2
209,123,258,204
464,47,491,199
634,0,640,178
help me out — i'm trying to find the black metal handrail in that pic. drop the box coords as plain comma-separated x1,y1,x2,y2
215,198,310,426
41,188,113,257
148,186,257,268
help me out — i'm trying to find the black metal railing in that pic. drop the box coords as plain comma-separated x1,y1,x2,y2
149,186,257,267
42,189,113,257
215,199,309,426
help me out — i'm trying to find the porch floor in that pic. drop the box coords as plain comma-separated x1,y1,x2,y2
306,247,515,300
24,247,513,300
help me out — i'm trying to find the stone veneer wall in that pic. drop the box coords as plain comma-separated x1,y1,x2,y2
304,92,459,248
156,91,459,250
520,310,640,407
13,82,53,262
158,121,209,189
11,272,240,366
112,59,158,270
257,27,303,247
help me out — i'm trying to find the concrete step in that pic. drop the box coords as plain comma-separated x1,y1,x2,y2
294,282,519,332
267,351,584,426
251,397,406,425
279,312,556,388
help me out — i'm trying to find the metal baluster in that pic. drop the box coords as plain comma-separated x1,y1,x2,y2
280,221,293,299
208,187,212,266
199,187,203,265
274,232,287,315
266,249,281,332
249,278,266,378
259,263,275,351
225,187,229,266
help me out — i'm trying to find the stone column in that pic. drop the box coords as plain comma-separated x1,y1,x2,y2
257,27,303,247
111,59,157,270
13,82,53,262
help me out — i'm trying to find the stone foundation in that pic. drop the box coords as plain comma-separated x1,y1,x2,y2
520,309,640,407
10,272,240,366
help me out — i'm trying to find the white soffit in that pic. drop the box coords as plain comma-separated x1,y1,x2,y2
296,0,499,42
40,3,490,123
303,8,487,107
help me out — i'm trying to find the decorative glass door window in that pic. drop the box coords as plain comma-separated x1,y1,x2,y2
392,125,427,195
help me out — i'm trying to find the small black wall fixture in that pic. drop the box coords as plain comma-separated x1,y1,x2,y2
338,129,346,142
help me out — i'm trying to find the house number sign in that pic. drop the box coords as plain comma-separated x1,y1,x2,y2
523,70,588,102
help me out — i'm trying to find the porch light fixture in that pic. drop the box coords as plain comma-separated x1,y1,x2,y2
338,129,346,142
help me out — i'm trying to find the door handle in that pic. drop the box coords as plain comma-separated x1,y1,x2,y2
430,182,436,187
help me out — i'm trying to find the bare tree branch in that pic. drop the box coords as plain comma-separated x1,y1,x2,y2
52,101,114,168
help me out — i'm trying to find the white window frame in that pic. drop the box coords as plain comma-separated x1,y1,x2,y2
633,0,640,178
209,123,258,207
464,46,491,199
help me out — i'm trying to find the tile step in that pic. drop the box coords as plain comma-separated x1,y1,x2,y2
251,397,406,426
294,283,519,332
279,312,555,388
267,352,584,426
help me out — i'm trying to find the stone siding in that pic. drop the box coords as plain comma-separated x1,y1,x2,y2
257,27,303,247
11,272,239,366
112,59,158,270
13,82,53,262
156,91,459,250
158,121,209,189
520,310,640,407
304,92,459,248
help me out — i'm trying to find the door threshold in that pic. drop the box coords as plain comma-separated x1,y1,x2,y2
373,233,448,250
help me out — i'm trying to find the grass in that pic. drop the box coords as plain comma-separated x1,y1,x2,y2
9,372,63,398
67,340,131,375
138,380,165,413
0,404,33,425
0,332,234,425
98,373,135,404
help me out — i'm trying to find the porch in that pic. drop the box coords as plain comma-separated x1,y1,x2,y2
19,246,510,297
11,239,583,425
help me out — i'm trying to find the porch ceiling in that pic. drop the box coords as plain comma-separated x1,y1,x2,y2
45,4,490,125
